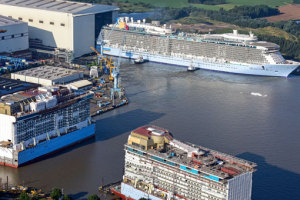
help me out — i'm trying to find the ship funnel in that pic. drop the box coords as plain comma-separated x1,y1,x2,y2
137,20,141,24
125,17,129,23
233,30,238,35
131,17,133,23
249,31,254,38
143,19,146,23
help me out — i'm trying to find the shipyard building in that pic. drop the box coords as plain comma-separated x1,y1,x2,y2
112,125,257,200
11,66,83,86
66,79,93,90
0,15,29,54
0,0,118,58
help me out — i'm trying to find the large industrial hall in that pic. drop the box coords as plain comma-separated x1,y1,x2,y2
0,15,29,53
0,0,118,58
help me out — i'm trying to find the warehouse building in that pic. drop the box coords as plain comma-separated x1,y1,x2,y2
0,0,118,58
0,15,29,54
66,79,93,90
11,66,83,86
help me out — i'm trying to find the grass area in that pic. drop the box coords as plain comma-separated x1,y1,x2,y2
117,2,152,12
174,15,230,25
189,3,222,10
252,26,299,41
175,16,211,24
226,0,293,7
115,0,293,11
189,3,235,10
116,0,188,8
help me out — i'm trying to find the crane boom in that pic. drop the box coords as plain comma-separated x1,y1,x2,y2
90,46,115,80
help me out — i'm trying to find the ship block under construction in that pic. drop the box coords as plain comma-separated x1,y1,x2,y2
112,125,257,200
0,86,95,167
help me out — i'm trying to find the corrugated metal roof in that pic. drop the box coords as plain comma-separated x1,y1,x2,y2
13,66,82,80
68,79,92,89
73,4,119,16
0,0,118,14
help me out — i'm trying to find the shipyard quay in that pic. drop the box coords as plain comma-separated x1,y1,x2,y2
0,86,95,167
112,125,257,200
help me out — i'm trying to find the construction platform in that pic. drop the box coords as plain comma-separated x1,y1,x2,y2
89,74,128,117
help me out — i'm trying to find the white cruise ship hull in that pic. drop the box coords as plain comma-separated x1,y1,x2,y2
102,47,299,77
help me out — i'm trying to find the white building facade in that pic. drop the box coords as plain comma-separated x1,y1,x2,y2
0,15,29,53
0,0,118,58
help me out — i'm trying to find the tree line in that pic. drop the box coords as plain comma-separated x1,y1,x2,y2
188,0,226,5
229,5,280,18
18,188,101,200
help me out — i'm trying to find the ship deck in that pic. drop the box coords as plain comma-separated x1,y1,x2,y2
126,140,256,182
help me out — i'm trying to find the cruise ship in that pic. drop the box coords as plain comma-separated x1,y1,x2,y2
111,125,257,200
98,17,300,77
0,86,95,168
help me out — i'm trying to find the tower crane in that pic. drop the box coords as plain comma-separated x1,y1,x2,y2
90,46,115,80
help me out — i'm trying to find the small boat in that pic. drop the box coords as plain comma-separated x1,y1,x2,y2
134,56,145,64
187,61,198,72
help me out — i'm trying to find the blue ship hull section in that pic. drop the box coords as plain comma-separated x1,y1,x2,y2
103,47,299,77
18,124,95,166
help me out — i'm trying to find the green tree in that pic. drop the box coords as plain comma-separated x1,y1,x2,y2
87,194,100,200
139,198,148,200
50,188,62,200
31,194,39,200
19,192,31,200
63,194,71,200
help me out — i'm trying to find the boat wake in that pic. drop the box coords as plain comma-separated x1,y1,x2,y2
250,92,267,97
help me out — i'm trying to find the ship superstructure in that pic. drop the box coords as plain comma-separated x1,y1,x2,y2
112,125,257,200
98,17,299,77
0,86,95,167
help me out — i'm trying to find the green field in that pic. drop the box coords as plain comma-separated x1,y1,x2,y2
116,0,293,10
226,0,292,7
